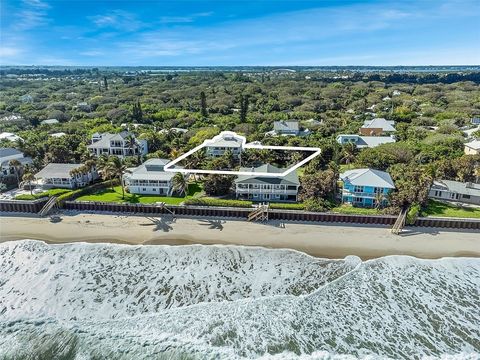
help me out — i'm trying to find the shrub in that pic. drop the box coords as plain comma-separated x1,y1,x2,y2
303,198,330,212
269,202,305,210
406,203,420,225
185,198,252,208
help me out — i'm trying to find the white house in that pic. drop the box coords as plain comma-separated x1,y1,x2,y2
34,163,98,189
40,119,59,125
273,121,300,136
429,180,480,206
336,134,396,148
360,118,396,136
471,117,480,125
464,140,480,155
0,148,32,178
87,131,148,158
123,158,181,196
205,132,243,158
0,132,23,142
235,164,300,202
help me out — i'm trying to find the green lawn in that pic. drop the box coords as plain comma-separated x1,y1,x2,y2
331,204,382,215
421,200,480,219
76,183,203,205
15,188,72,200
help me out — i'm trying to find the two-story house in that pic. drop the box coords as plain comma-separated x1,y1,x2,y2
340,168,395,208
0,148,32,179
34,163,98,189
336,134,395,148
87,132,148,158
123,158,182,196
235,164,300,202
205,132,243,158
360,118,396,136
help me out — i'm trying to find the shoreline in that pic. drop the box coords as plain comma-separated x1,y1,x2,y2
0,211,479,259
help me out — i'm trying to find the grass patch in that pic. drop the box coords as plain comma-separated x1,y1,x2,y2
75,183,202,205
185,197,253,208
15,188,72,200
331,204,382,215
421,199,480,219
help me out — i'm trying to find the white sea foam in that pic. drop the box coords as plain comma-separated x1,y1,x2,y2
0,240,478,359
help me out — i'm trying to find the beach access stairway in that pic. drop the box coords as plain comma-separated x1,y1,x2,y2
391,207,408,235
248,203,269,222
38,196,58,217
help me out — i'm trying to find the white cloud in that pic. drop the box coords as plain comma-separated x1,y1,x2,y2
0,46,22,57
89,10,144,32
15,0,50,30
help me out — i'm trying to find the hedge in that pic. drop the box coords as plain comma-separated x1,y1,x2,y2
184,198,253,208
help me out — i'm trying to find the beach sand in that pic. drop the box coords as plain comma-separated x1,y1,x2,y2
0,212,478,259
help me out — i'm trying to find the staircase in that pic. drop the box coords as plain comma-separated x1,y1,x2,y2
391,206,408,235
155,201,175,216
38,196,58,217
248,203,269,222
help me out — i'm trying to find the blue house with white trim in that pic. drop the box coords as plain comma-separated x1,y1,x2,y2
340,168,395,208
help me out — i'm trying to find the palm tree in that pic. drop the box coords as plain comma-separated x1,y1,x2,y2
8,159,22,186
340,142,357,165
169,148,183,160
125,134,141,164
172,172,188,196
374,191,386,210
22,172,35,195
475,166,480,184
109,156,127,199
69,168,81,188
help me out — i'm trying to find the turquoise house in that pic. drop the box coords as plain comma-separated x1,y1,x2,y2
340,168,395,208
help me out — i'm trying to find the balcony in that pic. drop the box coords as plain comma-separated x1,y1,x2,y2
342,190,383,198
236,187,297,195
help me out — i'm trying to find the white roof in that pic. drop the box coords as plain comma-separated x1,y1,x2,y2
362,118,396,132
340,168,395,189
41,119,59,124
50,132,66,138
274,121,299,132
465,140,480,150
127,158,181,181
206,133,243,148
0,132,22,142
35,163,81,179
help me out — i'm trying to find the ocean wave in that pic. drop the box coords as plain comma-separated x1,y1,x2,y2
0,240,478,359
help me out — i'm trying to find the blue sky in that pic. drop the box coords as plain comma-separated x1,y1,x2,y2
1,0,479,66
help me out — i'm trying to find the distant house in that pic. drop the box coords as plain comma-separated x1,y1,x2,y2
360,118,396,136
41,119,59,125
205,132,243,158
235,164,300,202
34,163,98,189
123,158,181,196
50,132,67,138
76,102,91,112
273,121,300,136
0,148,32,178
340,168,395,208
464,140,480,155
471,117,480,125
336,134,396,148
429,180,480,206
0,132,23,142
87,132,148,158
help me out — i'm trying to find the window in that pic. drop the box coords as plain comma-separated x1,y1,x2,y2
462,194,470,199
142,188,146,191
354,197,363,203
354,186,364,193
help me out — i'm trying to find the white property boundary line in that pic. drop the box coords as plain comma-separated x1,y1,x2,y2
164,131,321,178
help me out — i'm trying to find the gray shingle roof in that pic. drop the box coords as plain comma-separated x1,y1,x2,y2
432,180,480,197
235,164,300,185
340,168,395,189
0,148,23,158
362,118,396,132
35,163,82,179
274,121,299,132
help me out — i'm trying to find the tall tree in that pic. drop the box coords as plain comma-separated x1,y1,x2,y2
239,95,249,122
109,156,127,199
8,159,22,186
22,172,35,195
103,76,108,90
132,100,143,122
200,91,208,118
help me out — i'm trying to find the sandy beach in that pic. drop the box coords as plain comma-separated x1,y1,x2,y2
0,211,478,259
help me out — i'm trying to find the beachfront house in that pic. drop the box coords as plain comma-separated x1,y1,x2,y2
273,121,300,136
340,168,395,208
429,180,480,206
336,134,395,149
123,158,182,196
360,118,396,136
235,164,300,202
0,148,32,179
40,119,59,125
34,163,98,189
464,140,480,155
87,131,148,159
0,132,23,142
205,132,243,158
